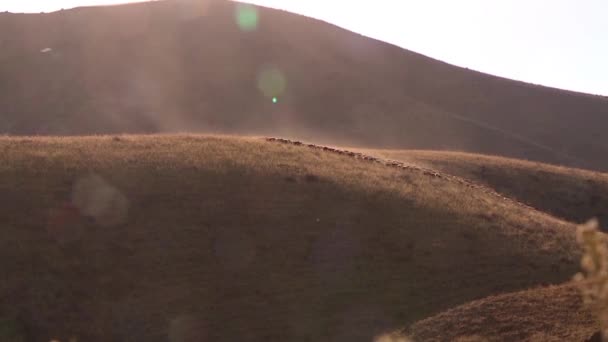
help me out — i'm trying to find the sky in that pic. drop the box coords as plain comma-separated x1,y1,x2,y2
2,0,607,96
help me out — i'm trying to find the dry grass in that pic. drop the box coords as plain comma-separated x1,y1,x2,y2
405,283,597,342
0,134,580,341
362,149,608,228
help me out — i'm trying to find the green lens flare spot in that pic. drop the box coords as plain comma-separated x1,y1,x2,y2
272,97,278,103
257,67,287,99
235,4,258,31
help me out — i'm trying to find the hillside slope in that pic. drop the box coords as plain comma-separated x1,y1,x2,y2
405,284,597,342
364,149,608,228
1,0,608,170
0,135,579,341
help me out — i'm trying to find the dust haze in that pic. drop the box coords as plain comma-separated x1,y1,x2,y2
2,0,608,170
2,1,608,341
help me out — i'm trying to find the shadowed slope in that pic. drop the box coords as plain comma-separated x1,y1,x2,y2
1,0,608,170
405,284,597,342
365,149,608,228
0,135,579,341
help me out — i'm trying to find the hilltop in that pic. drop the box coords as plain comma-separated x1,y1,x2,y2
0,135,579,341
363,149,608,228
1,0,608,170
405,284,597,341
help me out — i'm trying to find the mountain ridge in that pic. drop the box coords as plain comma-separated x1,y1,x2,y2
1,0,607,170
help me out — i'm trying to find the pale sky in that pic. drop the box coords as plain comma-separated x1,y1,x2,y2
3,0,607,96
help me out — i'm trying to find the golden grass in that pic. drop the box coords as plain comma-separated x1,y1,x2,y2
405,283,597,341
0,135,580,341
362,149,608,228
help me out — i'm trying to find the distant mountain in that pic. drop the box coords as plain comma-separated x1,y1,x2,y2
1,0,607,170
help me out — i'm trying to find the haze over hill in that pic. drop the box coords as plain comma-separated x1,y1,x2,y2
2,2,606,340
1,0,608,172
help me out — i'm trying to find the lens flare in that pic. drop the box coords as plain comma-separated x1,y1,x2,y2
235,4,258,32
257,67,286,99
71,174,129,227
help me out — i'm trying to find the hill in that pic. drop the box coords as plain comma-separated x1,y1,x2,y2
404,284,597,341
363,149,608,228
1,0,608,170
0,135,579,341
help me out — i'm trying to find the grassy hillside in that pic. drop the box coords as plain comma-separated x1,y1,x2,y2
364,149,608,228
0,135,579,341
405,284,597,341
1,0,608,170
